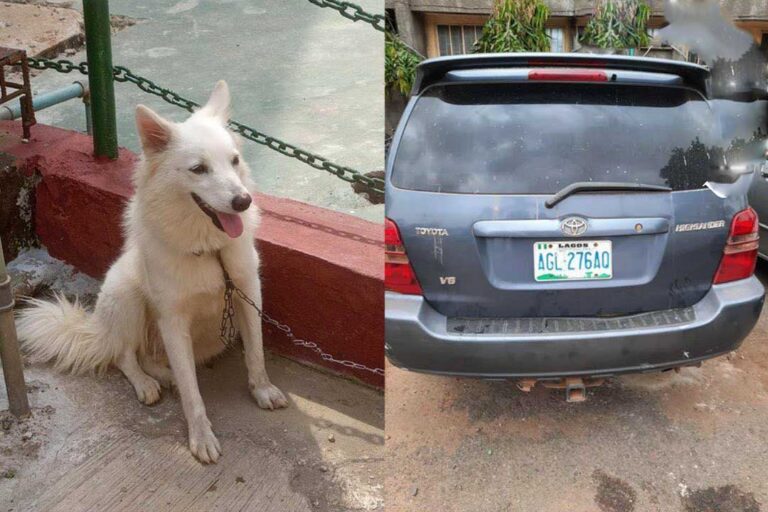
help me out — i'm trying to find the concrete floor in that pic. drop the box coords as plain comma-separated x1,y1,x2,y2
385,265,768,512
28,0,384,222
0,351,383,511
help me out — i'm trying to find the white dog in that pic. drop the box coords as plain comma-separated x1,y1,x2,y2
16,81,287,463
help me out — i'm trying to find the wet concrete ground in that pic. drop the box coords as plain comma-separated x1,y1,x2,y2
385,265,768,512
27,0,384,222
0,352,383,511
0,250,383,511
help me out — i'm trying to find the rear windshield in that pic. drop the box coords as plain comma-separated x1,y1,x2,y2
392,83,722,193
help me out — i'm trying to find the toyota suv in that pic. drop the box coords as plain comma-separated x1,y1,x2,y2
385,53,765,383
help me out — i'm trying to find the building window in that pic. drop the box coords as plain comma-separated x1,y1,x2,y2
385,8,397,33
572,25,586,50
546,27,565,52
437,25,482,55
427,16,571,57
437,25,567,54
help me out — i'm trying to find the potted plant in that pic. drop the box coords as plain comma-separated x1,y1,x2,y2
577,0,651,55
474,0,551,53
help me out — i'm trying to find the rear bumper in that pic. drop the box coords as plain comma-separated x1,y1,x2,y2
385,277,765,378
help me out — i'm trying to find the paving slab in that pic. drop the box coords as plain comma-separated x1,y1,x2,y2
385,266,768,512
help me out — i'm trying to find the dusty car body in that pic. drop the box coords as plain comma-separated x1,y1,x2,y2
385,53,764,379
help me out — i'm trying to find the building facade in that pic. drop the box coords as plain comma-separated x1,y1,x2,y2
385,0,768,59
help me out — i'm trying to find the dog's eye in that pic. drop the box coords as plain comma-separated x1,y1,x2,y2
189,164,209,175
232,155,239,166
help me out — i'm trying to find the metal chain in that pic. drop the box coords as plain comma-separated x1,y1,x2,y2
25,58,385,194
219,263,384,377
27,58,89,74
305,0,385,32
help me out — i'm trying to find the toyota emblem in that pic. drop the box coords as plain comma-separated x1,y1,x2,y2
560,217,588,236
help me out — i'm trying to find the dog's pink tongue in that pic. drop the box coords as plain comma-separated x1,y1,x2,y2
216,212,243,238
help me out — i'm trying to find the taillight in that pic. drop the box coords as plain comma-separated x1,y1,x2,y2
385,218,422,295
528,69,608,82
713,207,759,284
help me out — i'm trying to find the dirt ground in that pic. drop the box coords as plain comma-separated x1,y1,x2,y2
385,265,768,512
0,2,82,58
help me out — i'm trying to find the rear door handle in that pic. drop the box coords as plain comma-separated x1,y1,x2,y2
473,217,670,238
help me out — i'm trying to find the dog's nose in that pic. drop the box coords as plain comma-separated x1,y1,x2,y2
231,193,252,212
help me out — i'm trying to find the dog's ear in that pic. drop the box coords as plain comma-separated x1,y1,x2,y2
135,105,173,153
199,80,231,122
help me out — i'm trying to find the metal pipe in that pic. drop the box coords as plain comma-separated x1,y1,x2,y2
0,82,87,121
83,0,118,159
0,238,30,418
83,94,93,135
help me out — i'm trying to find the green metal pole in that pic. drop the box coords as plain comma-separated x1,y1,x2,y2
0,239,30,418
83,0,118,159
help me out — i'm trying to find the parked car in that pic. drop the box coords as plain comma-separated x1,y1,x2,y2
385,53,765,383
747,151,768,259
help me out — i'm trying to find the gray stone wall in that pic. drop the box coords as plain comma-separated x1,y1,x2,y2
391,0,768,18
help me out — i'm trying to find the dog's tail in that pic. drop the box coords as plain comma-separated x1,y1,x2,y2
16,294,116,375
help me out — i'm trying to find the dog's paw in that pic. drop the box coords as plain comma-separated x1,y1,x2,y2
188,418,221,464
250,383,288,410
134,375,161,405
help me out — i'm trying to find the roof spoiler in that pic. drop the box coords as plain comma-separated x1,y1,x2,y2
412,53,710,96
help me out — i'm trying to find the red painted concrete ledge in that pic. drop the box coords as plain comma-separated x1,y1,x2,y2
0,121,384,388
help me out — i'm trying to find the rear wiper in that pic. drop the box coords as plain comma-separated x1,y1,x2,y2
545,181,672,208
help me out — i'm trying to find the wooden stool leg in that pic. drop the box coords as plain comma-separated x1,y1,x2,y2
19,57,35,140
0,65,6,99
0,296,30,418
0,238,30,418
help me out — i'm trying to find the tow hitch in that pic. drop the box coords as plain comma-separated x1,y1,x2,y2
516,377,606,403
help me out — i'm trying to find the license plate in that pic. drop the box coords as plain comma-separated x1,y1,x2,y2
534,240,613,282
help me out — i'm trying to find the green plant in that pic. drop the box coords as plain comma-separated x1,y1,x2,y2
579,0,651,49
385,33,422,96
474,0,550,53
